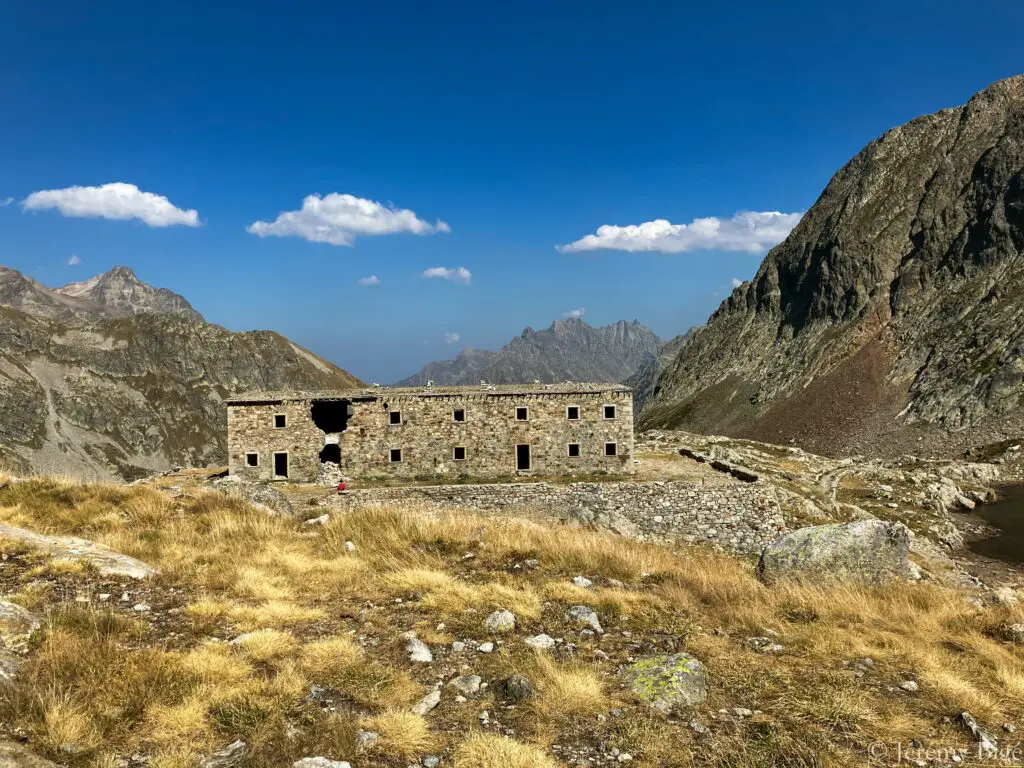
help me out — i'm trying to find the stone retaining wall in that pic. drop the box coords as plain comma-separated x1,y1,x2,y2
326,480,787,554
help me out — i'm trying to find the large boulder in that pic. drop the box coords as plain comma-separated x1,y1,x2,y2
215,478,295,517
0,600,40,653
623,653,709,713
757,520,912,586
0,524,155,580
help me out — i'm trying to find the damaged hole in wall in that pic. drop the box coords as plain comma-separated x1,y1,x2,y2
311,399,352,433
319,444,341,465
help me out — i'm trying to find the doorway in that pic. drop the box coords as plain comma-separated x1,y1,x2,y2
516,444,531,472
273,452,289,479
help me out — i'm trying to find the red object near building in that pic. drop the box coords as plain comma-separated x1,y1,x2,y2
337,482,347,493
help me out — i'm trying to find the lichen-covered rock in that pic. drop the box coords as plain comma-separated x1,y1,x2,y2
0,600,40,653
0,741,60,767
0,524,155,580
499,673,537,701
757,520,911,586
483,609,516,633
624,653,709,712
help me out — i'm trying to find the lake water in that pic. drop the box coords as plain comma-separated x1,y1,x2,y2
968,484,1024,564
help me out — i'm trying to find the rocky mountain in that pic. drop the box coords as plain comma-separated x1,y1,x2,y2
0,265,361,479
640,76,1024,458
396,318,662,387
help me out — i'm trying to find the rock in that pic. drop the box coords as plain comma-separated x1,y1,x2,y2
0,600,40,653
960,711,998,754
483,609,516,633
757,520,911,586
747,636,784,653
0,524,155,580
304,514,330,526
0,742,61,767
477,641,494,653
448,674,482,695
729,466,759,483
402,633,433,663
200,740,248,768
355,730,379,753
451,641,466,652
220,481,294,517
293,759,351,768
132,602,151,612
411,689,441,716
343,540,356,552
624,653,709,712
0,650,23,684
572,576,594,588
499,673,536,702
524,633,556,650
423,757,441,768
899,680,919,692
1006,623,1024,643
567,605,603,633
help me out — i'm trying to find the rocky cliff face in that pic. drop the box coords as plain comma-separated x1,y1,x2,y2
396,318,662,387
641,76,1024,457
0,266,361,479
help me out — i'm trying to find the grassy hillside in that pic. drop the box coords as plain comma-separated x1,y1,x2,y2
0,475,1021,766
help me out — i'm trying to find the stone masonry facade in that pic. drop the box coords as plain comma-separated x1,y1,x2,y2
227,384,635,484
323,480,788,554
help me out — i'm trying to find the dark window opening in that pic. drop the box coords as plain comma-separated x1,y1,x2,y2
274,414,287,429
567,406,580,420
273,452,289,478
516,444,531,471
453,446,466,460
245,453,259,467
515,407,528,421
453,408,465,422
567,443,581,457
390,448,403,463
604,405,617,419
389,410,402,425
311,400,351,433
319,444,341,465
605,442,618,457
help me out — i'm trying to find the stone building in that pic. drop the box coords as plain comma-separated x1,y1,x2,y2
226,383,634,483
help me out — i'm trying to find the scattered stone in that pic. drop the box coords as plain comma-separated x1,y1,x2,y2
1005,623,1024,643
448,674,482,695
499,673,537,702
477,641,495,653
132,602,151,612
567,605,603,633
959,711,998,754
0,650,24,684
200,740,248,768
757,520,912,586
304,514,330,526
411,689,441,716
623,653,709,712
0,601,40,653
572,575,594,588
524,633,556,650
423,757,441,768
343,540,356,553
1003,724,1017,734
451,641,466,652
483,609,516,633
899,680,919,693
747,637,784,654
733,707,754,717
402,633,433,663
355,730,380,753
293,759,351,768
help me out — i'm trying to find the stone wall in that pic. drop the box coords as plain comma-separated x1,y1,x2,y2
228,388,635,483
324,480,787,554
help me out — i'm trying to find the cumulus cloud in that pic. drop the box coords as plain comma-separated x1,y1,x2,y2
557,211,803,254
67,254,81,266
731,277,744,288
422,266,471,285
563,308,586,319
0,197,13,207
444,332,461,344
359,275,381,286
22,183,200,227
247,193,449,246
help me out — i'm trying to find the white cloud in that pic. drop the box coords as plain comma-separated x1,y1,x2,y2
247,193,449,246
557,210,803,254
67,254,81,266
444,332,461,344
22,183,200,227
359,275,381,286
422,266,471,285
0,197,13,207
731,277,743,288
563,307,586,319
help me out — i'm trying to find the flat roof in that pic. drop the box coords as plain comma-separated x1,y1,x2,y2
226,382,633,405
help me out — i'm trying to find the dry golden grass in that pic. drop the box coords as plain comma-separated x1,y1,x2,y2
1,476,1023,767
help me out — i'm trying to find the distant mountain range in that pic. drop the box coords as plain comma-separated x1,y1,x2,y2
0,265,360,480
640,75,1024,458
396,318,662,387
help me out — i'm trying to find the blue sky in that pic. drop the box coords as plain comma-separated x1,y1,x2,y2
1,1,1022,383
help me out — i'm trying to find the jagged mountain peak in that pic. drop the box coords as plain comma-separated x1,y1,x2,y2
56,265,202,321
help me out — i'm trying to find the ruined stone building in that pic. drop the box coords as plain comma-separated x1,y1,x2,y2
226,383,634,482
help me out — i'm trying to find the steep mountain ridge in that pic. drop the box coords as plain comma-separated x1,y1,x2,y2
641,76,1024,457
396,318,662,386
0,265,361,479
